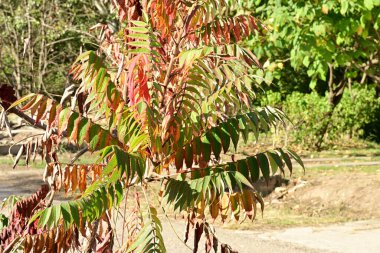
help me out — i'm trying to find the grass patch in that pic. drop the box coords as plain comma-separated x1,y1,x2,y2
299,147,380,158
0,152,97,170
305,165,380,174
223,205,355,230
0,156,45,169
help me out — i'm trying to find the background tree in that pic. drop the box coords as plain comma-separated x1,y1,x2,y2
250,0,380,149
0,0,107,97
0,0,302,252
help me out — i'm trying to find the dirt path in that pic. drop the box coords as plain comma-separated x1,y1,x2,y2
260,220,380,253
161,219,380,253
303,161,380,168
0,166,43,200
161,220,326,253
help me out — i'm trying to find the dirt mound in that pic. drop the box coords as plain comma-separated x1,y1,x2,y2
292,172,380,219
264,170,380,221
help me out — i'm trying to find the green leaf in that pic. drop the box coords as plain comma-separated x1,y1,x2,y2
341,0,349,15
278,149,293,174
78,118,90,145
108,185,115,208
257,153,270,182
89,124,101,150
309,78,317,90
237,159,249,179
128,26,149,33
130,20,147,27
58,108,71,133
364,0,374,10
115,181,123,205
184,144,193,168
61,202,72,229
286,149,304,169
201,135,211,162
69,202,80,226
37,206,51,228
66,112,79,137
127,41,150,47
128,33,150,40
208,131,222,160
135,158,146,181
222,170,233,191
28,209,44,226
216,125,230,153
51,204,61,228
268,152,284,174
267,152,279,175
128,48,151,54
225,120,240,150
233,171,254,190
247,156,260,183
103,155,117,175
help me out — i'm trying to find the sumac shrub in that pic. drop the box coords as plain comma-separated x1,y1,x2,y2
0,1,304,252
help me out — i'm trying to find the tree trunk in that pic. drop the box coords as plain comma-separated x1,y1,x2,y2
314,64,346,151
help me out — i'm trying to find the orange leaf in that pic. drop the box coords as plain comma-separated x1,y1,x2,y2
79,165,87,193
220,194,229,222
24,235,33,253
63,165,70,193
70,165,78,192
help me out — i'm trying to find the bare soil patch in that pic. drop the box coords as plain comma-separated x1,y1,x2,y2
289,171,380,220
0,165,44,200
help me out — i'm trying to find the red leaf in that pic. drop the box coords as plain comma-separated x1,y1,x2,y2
35,99,47,124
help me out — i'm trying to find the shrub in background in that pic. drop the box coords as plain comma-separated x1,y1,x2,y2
263,86,380,150
333,86,380,142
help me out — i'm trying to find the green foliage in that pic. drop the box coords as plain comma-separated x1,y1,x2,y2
127,207,166,253
275,86,380,149
250,0,380,93
333,86,380,140
163,148,302,218
283,92,330,148
0,214,8,231
251,0,380,148
30,145,147,229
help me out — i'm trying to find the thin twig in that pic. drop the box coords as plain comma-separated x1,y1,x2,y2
161,207,193,252
69,146,89,165
121,188,130,247
8,107,48,132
